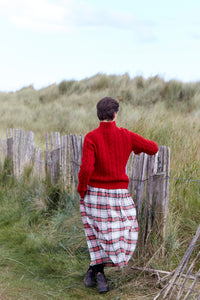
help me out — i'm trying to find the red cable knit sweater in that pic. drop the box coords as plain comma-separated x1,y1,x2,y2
77,121,158,199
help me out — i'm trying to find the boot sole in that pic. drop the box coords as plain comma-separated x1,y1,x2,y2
83,279,96,288
98,287,109,293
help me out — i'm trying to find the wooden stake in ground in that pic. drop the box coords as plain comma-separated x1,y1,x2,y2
153,224,200,300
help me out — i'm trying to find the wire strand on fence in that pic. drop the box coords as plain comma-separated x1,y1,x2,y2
168,176,200,184
129,175,200,184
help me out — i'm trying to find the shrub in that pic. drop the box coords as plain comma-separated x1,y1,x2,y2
58,80,75,95
134,76,145,89
39,92,58,103
38,84,59,103
163,80,196,112
120,89,134,103
90,74,111,91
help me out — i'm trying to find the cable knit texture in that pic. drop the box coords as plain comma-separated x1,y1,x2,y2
77,121,158,198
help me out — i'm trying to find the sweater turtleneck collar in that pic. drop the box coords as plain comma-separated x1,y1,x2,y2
99,121,117,129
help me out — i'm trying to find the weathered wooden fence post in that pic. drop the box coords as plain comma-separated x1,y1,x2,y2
78,134,83,174
24,131,34,166
136,153,148,217
45,133,51,181
67,135,70,187
61,135,67,184
18,129,25,175
144,154,155,245
50,148,60,184
7,137,14,173
152,146,170,255
127,145,170,249
152,172,166,236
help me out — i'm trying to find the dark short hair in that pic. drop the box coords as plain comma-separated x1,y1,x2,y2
96,97,119,121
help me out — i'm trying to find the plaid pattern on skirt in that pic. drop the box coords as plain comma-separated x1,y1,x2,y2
80,186,138,268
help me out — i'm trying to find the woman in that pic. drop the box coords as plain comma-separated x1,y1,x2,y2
77,97,158,293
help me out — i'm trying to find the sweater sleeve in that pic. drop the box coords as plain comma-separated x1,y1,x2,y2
77,135,96,199
130,131,158,155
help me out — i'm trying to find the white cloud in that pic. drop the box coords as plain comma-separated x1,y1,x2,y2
0,0,72,32
0,0,156,41
1,0,67,17
68,1,156,42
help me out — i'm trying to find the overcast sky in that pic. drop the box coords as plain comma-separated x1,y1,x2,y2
0,0,200,92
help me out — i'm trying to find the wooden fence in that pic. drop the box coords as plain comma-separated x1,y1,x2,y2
0,129,170,246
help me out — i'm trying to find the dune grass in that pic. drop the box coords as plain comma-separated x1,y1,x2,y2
0,73,200,298
0,166,198,299
0,164,162,299
0,73,200,141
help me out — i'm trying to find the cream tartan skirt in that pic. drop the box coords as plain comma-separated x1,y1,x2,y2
80,186,138,268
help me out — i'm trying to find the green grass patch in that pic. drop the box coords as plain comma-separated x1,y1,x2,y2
0,170,165,299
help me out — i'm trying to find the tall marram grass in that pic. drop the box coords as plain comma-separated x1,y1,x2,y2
1,73,199,142
0,74,199,297
0,73,199,230
0,162,161,299
0,73,199,229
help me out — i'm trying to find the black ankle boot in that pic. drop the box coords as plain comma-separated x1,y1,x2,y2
96,272,109,293
83,267,96,287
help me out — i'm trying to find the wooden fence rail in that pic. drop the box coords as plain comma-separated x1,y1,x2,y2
1,129,170,247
